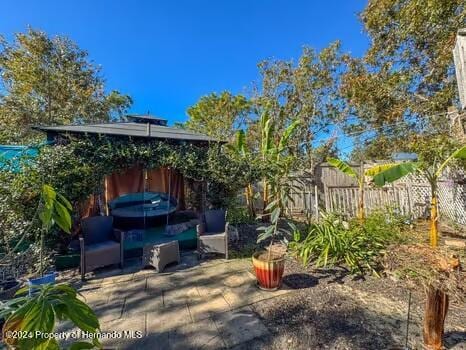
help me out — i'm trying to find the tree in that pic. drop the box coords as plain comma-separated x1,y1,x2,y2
327,158,396,221
227,129,256,218
186,91,252,140
0,29,132,143
373,143,466,350
254,42,348,167
259,112,300,216
373,143,466,247
341,0,465,159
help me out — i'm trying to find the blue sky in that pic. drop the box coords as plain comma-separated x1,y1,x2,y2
1,0,368,127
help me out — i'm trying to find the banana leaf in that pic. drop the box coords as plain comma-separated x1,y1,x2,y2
372,162,418,186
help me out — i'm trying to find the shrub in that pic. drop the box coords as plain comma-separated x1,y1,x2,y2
289,209,407,275
227,205,256,225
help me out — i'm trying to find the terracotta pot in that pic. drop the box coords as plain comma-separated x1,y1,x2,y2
252,251,285,291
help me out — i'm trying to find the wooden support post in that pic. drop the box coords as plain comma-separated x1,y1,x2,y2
314,185,319,220
324,184,329,213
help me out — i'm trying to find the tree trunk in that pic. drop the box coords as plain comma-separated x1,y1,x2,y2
263,178,268,210
423,286,449,350
430,193,439,248
262,178,269,222
244,184,255,218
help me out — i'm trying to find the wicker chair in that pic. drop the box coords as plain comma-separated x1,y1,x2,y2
79,216,124,280
196,209,229,259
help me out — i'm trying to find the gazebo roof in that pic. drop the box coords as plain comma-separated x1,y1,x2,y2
35,115,220,143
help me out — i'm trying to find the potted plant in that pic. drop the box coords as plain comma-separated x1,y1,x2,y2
28,184,72,291
252,112,300,290
253,197,288,290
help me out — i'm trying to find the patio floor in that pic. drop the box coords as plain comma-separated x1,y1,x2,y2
59,253,293,349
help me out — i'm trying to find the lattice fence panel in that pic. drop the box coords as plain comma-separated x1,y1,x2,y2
320,171,465,226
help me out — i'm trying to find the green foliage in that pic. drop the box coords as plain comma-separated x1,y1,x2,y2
0,283,100,349
255,42,348,165
342,0,465,159
253,112,302,258
372,162,419,187
226,206,256,225
39,185,72,233
228,243,256,259
0,28,132,143
327,157,358,180
289,210,407,275
185,91,252,140
373,144,466,187
0,136,260,264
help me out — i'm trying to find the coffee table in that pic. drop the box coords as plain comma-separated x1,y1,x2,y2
142,240,180,272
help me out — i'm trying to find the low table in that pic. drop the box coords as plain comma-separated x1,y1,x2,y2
142,240,180,272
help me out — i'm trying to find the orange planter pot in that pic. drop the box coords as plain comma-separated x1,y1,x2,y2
252,251,285,291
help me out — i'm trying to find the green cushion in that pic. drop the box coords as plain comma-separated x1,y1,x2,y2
124,226,197,251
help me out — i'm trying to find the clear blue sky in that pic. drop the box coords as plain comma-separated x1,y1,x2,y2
1,0,368,126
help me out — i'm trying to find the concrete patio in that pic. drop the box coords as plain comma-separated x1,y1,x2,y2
60,254,293,349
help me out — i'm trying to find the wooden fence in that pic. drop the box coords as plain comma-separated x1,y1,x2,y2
238,162,465,227
282,164,466,227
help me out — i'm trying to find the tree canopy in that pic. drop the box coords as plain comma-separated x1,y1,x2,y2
0,29,132,143
341,0,465,159
185,91,252,140
253,41,347,160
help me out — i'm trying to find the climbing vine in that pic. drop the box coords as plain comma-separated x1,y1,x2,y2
0,135,261,262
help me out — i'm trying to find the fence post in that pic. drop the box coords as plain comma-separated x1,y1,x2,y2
323,184,329,212
314,184,319,220
406,183,413,217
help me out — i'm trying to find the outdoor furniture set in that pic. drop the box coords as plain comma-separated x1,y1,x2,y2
79,209,229,279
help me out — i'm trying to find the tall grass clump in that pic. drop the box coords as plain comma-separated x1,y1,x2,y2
289,208,409,275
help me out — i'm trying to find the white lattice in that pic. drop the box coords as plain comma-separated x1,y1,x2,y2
319,171,466,226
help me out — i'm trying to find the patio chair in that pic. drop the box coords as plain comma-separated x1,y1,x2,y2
79,216,124,280
197,209,229,259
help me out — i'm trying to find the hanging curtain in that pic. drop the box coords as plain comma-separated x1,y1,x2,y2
104,165,145,205
146,167,185,209
102,165,185,210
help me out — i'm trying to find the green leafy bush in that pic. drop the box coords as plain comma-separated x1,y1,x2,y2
227,205,256,225
0,283,100,349
289,209,407,275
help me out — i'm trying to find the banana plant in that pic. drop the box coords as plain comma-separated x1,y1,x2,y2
371,144,466,247
327,158,396,221
38,184,73,276
259,111,300,215
0,283,100,349
228,129,256,218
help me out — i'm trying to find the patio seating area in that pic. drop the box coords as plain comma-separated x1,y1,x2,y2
59,254,292,349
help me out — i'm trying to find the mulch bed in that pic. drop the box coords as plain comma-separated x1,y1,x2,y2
229,223,466,350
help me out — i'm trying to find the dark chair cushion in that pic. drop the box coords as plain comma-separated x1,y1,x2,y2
204,210,226,233
82,216,115,245
85,241,120,254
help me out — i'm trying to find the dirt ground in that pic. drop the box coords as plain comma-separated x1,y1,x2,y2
230,223,466,350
